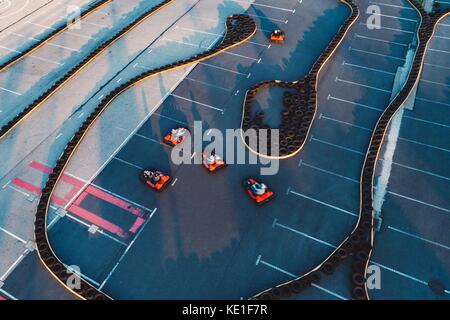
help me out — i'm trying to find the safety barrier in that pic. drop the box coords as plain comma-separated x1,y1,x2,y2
0,0,176,140
240,0,358,160
251,1,450,300
0,0,112,73
34,15,256,300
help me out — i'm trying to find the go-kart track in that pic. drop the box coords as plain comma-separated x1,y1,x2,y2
0,0,449,301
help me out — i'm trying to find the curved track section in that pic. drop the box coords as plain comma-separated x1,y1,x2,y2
0,0,112,72
0,0,175,140
251,1,450,301
240,0,358,160
34,14,256,301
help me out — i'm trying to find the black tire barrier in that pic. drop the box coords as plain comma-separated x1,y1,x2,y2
320,262,335,275
240,0,358,159
352,286,367,300
33,14,256,300
1,0,180,140
352,273,366,287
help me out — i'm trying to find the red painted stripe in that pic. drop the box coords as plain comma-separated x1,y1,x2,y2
29,161,84,188
85,186,143,217
12,178,41,194
64,186,81,201
0,294,6,300
73,191,89,206
68,205,126,238
129,217,145,234
29,161,52,174
12,178,67,207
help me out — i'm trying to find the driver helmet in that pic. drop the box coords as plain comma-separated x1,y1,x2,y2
252,182,267,196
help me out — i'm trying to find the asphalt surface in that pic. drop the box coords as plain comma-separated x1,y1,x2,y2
370,12,450,299
42,0,394,300
0,0,448,300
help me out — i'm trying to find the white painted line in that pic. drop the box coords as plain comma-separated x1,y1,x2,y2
350,46,406,61
171,178,178,186
7,185,30,198
77,112,84,119
403,114,450,129
343,60,396,75
275,222,337,248
311,138,366,156
0,226,27,244
398,137,450,153
233,0,295,12
0,288,17,300
368,1,414,10
246,13,288,23
0,86,22,96
428,47,450,55
388,191,450,213
113,157,143,170
301,162,359,183
424,62,450,71
328,95,383,112
26,21,56,30
355,34,408,47
55,133,62,140
370,13,417,22
258,257,347,300
199,62,248,76
99,208,157,290
116,78,122,83
171,94,223,112
416,97,450,107
420,78,450,88
358,22,415,34
371,261,428,286
289,190,358,217
320,114,372,132
335,77,392,93
0,250,28,281
387,226,450,250
392,161,450,182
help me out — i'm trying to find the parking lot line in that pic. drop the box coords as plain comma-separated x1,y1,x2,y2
0,288,17,300
392,161,450,182
288,190,358,217
387,226,450,250
0,249,29,282
368,1,414,10
0,86,22,96
113,157,144,170
274,221,337,248
398,137,450,153
171,93,224,112
358,22,415,34
343,60,396,75
319,114,372,132
424,62,450,71
328,95,383,112
403,114,450,129
335,77,392,93
199,61,248,76
415,97,450,107
0,226,27,244
300,161,359,183
355,34,408,47
246,12,288,24
99,208,157,290
388,191,450,214
369,13,417,22
233,0,295,13
420,78,450,88
428,47,450,54
350,46,405,61
370,261,428,286
311,137,365,156
257,256,347,300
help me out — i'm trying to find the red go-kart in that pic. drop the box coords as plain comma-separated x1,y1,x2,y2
244,178,275,205
163,127,189,147
202,152,227,173
140,169,171,191
270,29,285,43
